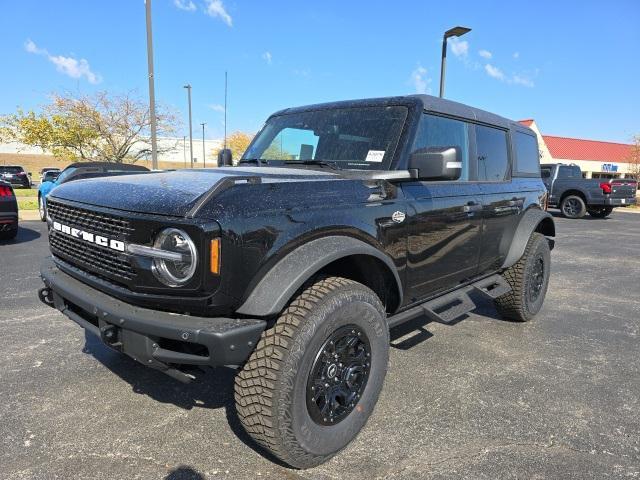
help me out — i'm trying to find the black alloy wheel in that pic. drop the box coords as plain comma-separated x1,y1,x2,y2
306,325,371,426
528,255,545,303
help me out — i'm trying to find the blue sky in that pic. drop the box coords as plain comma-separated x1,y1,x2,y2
1,0,638,143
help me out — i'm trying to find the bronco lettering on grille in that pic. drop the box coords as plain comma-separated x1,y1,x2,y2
52,221,126,252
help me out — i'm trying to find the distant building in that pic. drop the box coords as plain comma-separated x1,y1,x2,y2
0,136,223,166
519,120,636,179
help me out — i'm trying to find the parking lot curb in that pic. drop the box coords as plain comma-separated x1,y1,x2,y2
19,210,40,221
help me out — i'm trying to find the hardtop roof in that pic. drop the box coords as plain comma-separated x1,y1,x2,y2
270,94,525,131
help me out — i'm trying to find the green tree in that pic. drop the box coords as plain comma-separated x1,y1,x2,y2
213,131,254,165
0,91,177,163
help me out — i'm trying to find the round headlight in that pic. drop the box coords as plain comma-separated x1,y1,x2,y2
151,228,198,287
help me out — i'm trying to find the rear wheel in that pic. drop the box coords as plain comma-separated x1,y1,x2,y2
495,233,551,322
0,224,18,240
560,195,586,218
234,276,389,469
587,206,613,218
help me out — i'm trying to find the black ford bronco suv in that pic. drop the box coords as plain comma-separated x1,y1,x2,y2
39,95,555,468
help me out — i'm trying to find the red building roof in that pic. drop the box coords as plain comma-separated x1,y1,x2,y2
517,119,633,163
542,135,633,163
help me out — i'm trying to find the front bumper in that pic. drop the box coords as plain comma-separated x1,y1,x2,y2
40,257,266,382
0,211,18,232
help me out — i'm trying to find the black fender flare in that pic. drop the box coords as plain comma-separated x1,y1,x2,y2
501,208,555,270
236,235,403,317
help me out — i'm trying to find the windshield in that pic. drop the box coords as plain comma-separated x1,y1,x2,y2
43,171,59,182
243,105,409,169
55,167,76,183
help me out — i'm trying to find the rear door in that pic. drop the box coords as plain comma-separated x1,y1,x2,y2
475,125,523,272
402,113,482,303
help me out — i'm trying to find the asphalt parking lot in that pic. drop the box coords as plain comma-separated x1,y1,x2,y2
1,212,639,479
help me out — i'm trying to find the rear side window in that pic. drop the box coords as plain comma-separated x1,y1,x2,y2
476,125,509,181
412,114,470,181
540,167,551,178
558,166,582,178
515,132,540,174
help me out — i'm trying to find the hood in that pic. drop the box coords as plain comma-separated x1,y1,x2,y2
49,167,342,217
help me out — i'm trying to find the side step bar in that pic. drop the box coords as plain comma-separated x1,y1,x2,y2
387,274,511,328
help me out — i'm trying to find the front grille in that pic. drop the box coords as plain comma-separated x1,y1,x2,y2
50,231,136,280
47,200,134,238
47,200,136,282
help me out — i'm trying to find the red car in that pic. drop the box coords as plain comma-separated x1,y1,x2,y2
0,180,18,240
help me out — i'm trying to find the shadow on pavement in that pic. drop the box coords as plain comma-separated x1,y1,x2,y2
165,466,205,480
0,225,42,244
82,331,290,468
389,293,504,350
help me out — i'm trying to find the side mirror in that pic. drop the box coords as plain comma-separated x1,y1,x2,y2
409,146,462,181
28,172,32,177
217,148,233,167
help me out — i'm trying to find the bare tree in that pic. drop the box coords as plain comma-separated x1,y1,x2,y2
1,91,179,163
628,134,640,178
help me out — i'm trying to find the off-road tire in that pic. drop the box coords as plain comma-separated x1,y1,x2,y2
587,206,613,218
0,226,18,240
560,195,586,219
234,276,389,469
494,232,550,322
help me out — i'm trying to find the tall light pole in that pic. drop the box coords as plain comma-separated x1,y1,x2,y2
200,122,206,168
183,84,194,168
145,0,158,169
224,71,228,150
439,26,471,98
182,135,186,168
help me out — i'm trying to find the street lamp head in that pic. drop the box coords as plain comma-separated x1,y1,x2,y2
183,84,191,89
444,26,471,38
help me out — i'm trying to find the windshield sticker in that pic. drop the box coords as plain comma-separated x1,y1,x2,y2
365,150,385,163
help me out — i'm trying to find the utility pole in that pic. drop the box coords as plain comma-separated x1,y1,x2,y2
200,122,206,168
182,135,186,168
224,71,228,150
183,84,194,168
145,0,158,169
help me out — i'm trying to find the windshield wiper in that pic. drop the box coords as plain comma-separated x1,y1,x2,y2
239,158,269,166
285,160,341,170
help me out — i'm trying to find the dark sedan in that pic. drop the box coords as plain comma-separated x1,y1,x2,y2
0,180,18,240
0,165,32,189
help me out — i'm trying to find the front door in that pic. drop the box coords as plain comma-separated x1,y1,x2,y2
403,182,482,303
402,113,482,304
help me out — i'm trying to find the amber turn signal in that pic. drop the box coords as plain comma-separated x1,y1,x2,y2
210,238,220,274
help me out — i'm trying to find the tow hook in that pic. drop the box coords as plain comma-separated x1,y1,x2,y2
38,287,54,308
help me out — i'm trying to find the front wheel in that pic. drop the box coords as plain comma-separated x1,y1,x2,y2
495,233,551,322
587,206,613,218
235,276,389,469
38,195,47,222
560,195,586,219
